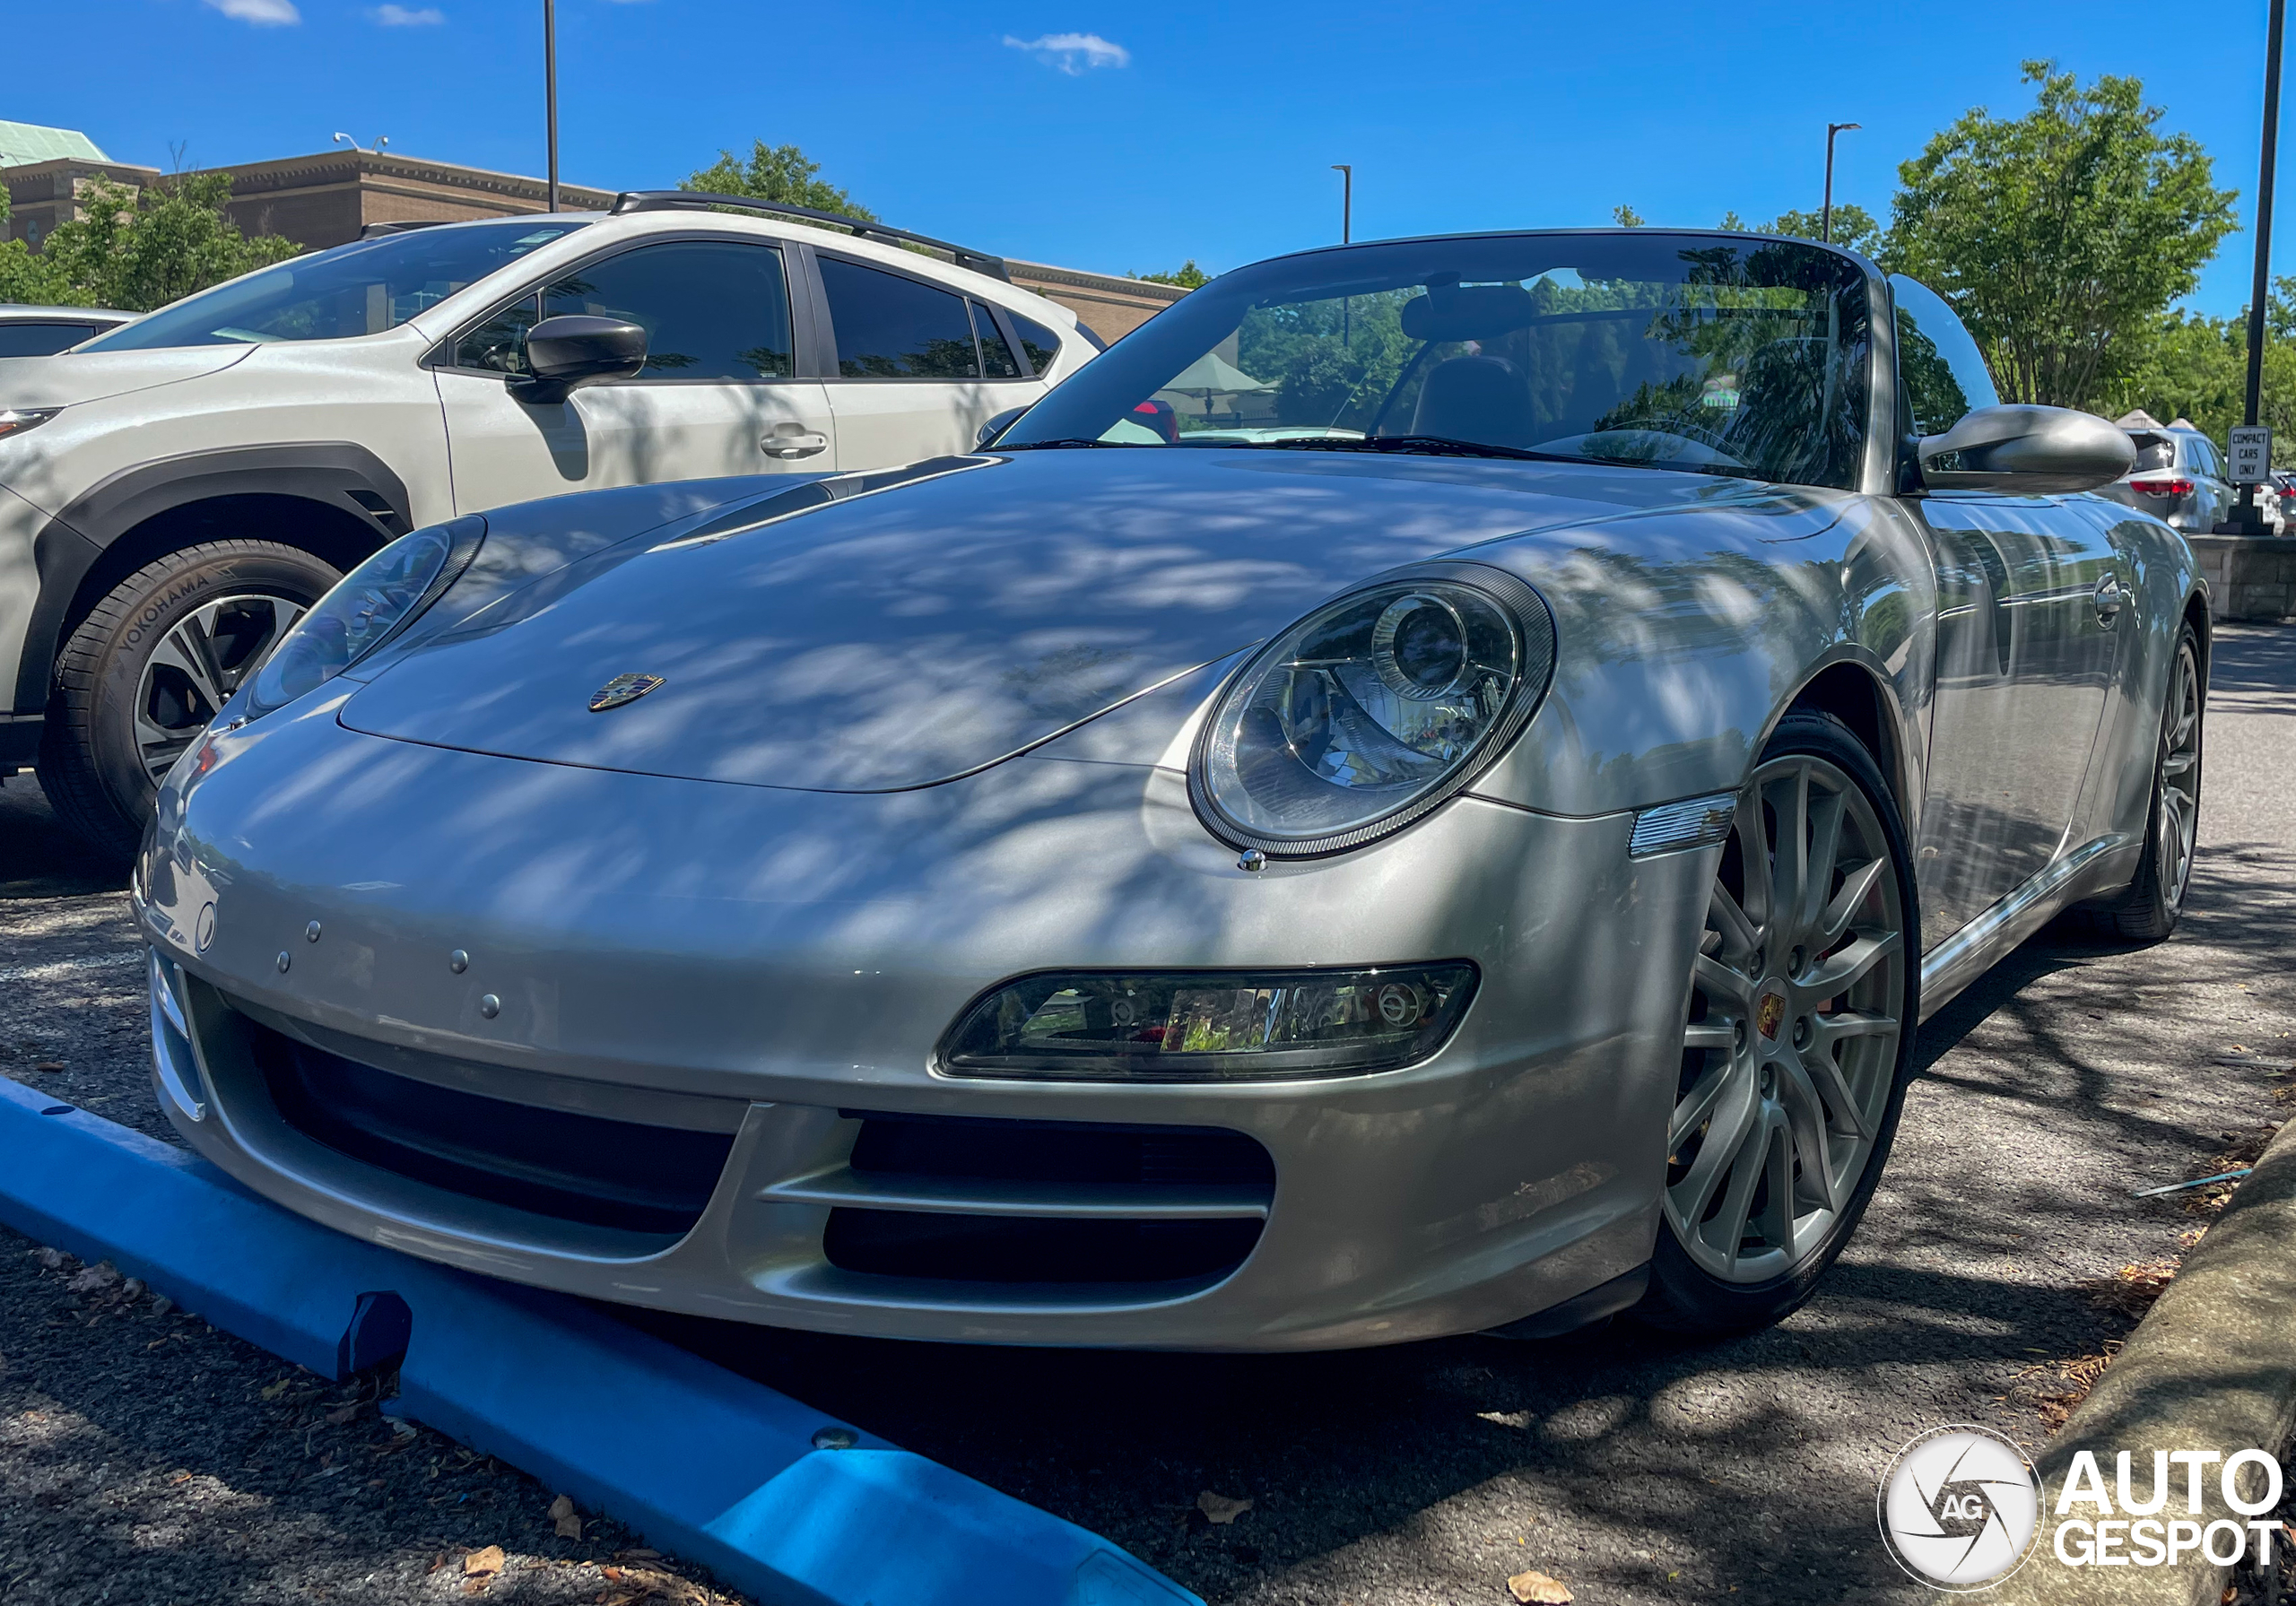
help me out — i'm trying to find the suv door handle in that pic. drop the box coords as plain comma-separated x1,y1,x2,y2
762,430,827,459
2093,572,2124,625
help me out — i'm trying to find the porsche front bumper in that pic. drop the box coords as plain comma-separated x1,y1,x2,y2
136,699,1709,1350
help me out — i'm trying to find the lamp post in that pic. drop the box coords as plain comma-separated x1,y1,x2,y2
544,0,560,213
1822,122,1860,244
1330,164,1352,243
2232,0,2287,531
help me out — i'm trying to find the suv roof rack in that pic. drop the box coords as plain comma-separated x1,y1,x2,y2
360,219,452,239
609,190,1010,282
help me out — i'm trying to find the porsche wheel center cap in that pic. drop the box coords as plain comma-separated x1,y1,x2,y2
1755,988,1788,1042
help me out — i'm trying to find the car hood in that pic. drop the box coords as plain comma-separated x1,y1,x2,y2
341,448,1768,792
0,345,255,408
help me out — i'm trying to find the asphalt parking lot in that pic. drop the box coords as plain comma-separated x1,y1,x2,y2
4,621,2292,1606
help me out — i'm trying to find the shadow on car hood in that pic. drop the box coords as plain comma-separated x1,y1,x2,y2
339,448,1740,792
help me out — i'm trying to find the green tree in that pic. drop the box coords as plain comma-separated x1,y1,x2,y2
0,187,70,305
1612,204,1646,228
1886,61,2237,410
2,172,298,312
1135,260,1209,289
1718,204,1884,256
686,141,875,221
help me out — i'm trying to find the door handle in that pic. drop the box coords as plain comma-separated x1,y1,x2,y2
2093,573,2124,625
762,430,828,459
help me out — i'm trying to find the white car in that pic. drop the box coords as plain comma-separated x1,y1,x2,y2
0,305,138,357
0,193,1096,850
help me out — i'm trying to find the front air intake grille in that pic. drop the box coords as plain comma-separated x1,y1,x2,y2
248,1022,733,1237
842,1110,1275,1189
822,1211,1264,1285
820,1110,1274,1287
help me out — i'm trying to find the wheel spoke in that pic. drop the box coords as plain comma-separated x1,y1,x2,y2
2161,750,2198,781
1777,1056,1844,1212
1709,881,1759,958
1669,1060,1735,1151
1683,1019,1735,1052
1692,952,1755,1011
1763,767,1813,938
1713,1116,1773,1272
1797,1038,1879,1142
145,620,231,719
1673,1075,1759,1226
1804,928,1900,995
1799,787,1847,932
1816,857,1885,945
1754,1117,1798,1260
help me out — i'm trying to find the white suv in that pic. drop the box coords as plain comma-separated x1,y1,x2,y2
0,192,1094,851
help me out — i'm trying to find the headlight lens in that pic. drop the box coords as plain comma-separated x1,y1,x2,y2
1191,568,1556,856
0,406,61,442
244,517,484,718
940,963,1478,1081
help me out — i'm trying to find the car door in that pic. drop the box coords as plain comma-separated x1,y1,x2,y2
1893,276,2123,949
813,252,1044,467
433,236,836,513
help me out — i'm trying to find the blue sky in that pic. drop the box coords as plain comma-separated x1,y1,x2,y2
15,1,2291,316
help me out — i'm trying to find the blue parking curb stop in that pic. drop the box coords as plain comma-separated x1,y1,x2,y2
0,1077,1199,1606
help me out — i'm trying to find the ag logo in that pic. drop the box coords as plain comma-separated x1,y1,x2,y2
588,673,665,713
1755,990,1787,1041
1878,1425,2040,1590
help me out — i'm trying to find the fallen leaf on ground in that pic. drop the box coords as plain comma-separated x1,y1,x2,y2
326,1403,361,1425
1509,1568,1573,1603
464,1545,507,1577
552,1493,584,1539
1196,1490,1253,1524
67,1262,120,1294
33,1247,67,1270
32,1062,63,1073
618,1549,662,1561
260,1377,292,1401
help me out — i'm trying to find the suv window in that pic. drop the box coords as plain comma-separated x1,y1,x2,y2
972,301,1022,378
1890,274,1999,438
85,219,590,351
0,322,100,357
1009,312,1064,376
454,239,795,380
2181,434,2221,477
819,256,981,378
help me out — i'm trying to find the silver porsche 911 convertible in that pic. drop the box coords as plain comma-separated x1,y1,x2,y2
135,229,2198,1350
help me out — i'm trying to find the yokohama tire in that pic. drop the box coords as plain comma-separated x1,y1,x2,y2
39,541,341,856
1635,711,1921,1337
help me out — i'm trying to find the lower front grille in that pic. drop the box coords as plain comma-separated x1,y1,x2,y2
819,1110,1274,1287
247,1021,734,1237
823,1211,1264,1285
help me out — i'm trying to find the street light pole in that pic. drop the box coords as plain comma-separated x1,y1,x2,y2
1331,164,1352,244
1822,123,1860,244
2237,0,2287,529
544,0,560,213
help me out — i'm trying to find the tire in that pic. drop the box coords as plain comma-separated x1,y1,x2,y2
1634,711,1921,1336
2069,623,2203,944
39,541,340,856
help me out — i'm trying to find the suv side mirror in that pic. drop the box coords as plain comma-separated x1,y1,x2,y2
512,316,648,404
976,404,1030,448
1917,404,2134,495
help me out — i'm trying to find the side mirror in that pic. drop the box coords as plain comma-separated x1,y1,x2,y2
1916,404,2134,495
511,316,648,404
977,404,1030,448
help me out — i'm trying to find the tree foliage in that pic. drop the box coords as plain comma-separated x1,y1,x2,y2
1887,61,2236,410
1718,204,1884,257
0,172,298,312
1135,260,1210,289
685,141,875,221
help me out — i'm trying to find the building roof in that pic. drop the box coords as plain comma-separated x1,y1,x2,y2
0,121,109,168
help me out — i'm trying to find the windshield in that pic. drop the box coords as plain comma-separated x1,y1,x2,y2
1004,232,1873,490
82,218,594,351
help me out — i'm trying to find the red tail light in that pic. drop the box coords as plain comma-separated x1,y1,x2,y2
2130,478,2194,497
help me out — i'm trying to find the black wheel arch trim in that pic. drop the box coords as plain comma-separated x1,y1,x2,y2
16,444,413,714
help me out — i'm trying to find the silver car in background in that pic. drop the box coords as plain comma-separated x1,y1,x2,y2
137,232,2201,1350
2100,422,2234,533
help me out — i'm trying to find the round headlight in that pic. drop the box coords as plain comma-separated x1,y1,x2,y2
245,517,484,718
1190,567,1556,857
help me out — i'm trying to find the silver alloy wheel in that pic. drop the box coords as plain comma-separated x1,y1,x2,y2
2156,638,2202,909
133,593,306,783
1666,752,1909,1284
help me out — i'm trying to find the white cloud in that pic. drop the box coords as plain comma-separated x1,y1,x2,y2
1002,31,1128,75
371,3,443,21
204,0,301,22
